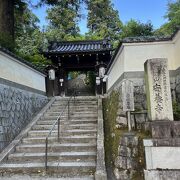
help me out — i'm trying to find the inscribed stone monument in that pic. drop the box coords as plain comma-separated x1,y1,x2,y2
144,58,173,121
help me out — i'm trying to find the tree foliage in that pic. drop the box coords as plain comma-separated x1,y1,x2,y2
155,0,180,35
14,2,51,69
120,19,154,39
86,0,122,45
46,0,83,41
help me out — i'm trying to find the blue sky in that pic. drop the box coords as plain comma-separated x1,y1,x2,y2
31,0,170,34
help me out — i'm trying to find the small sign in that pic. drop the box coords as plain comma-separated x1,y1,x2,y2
122,80,134,111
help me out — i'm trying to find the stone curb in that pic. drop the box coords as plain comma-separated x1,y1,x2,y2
0,97,56,163
95,98,107,180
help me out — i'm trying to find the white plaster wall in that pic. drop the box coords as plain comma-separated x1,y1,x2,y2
174,31,180,70
107,47,124,90
0,51,46,92
107,30,180,91
124,42,175,72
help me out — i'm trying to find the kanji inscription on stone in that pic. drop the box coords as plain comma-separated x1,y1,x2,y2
144,58,174,121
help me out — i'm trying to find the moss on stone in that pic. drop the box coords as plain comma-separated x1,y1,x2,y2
103,90,151,179
103,91,128,169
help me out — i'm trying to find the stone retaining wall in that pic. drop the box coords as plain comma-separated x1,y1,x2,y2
114,133,144,180
0,83,48,152
108,68,180,125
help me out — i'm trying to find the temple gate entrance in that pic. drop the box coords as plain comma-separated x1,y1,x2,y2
44,40,112,96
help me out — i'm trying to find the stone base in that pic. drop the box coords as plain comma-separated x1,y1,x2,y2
144,145,180,169
144,170,180,180
144,120,180,138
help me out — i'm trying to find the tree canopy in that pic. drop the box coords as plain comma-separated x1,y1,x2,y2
120,19,154,39
46,0,83,41
86,0,122,45
155,0,180,35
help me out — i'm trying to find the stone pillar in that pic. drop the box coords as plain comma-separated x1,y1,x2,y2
144,58,174,121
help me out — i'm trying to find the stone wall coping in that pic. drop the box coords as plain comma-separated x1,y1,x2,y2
144,138,180,147
0,97,55,163
144,170,180,179
95,98,107,180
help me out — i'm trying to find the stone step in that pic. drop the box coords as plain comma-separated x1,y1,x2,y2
52,104,97,107
32,124,97,130
36,119,97,125
40,116,97,121
51,105,97,108
0,175,94,180
52,101,97,104
70,115,98,118
47,108,97,113
64,124,97,130
15,143,97,153
0,162,96,176
50,108,97,112
43,115,67,119
8,151,96,162
60,129,97,136
51,106,97,109
22,136,97,144
28,130,97,137
41,116,67,121
46,111,97,114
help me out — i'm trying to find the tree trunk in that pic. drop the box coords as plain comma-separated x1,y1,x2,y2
0,0,14,40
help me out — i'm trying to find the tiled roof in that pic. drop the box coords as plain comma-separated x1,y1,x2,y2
0,46,46,75
122,35,171,43
46,40,112,54
122,27,180,43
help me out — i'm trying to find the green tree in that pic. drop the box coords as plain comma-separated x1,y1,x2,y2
86,0,122,45
0,0,73,49
0,0,28,50
15,3,40,38
46,0,84,41
120,19,154,39
13,2,50,69
155,0,180,35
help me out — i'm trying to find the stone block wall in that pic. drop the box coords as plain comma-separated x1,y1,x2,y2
114,133,144,180
108,68,180,126
0,83,48,152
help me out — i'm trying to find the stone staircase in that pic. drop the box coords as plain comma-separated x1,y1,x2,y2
0,96,98,179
